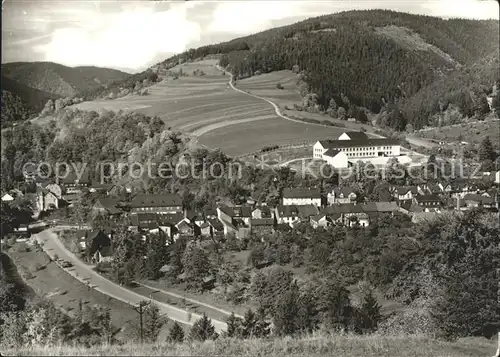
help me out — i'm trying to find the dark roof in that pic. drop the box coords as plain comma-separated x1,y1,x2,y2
399,199,413,211
253,205,272,216
232,206,252,217
323,149,342,158
310,214,326,222
283,187,321,199
426,183,443,193
396,186,419,195
341,131,369,140
463,194,494,204
98,246,113,257
218,205,234,217
375,202,399,212
130,194,182,208
208,218,224,231
60,169,90,184
251,218,275,226
94,198,121,214
276,205,299,217
318,138,399,149
415,194,442,203
333,187,356,197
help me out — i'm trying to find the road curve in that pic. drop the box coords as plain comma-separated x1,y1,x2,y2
34,229,227,333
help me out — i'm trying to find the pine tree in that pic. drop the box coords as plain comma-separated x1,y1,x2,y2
225,312,242,338
478,137,496,171
358,291,382,333
143,303,166,343
240,309,257,338
254,307,271,338
189,313,217,342
272,282,300,336
167,321,185,343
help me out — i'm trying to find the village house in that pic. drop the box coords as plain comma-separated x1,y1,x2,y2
58,169,91,194
87,230,113,264
216,205,251,239
495,170,500,184
413,194,443,211
310,213,332,229
327,187,357,204
92,197,121,216
129,194,183,214
394,186,420,201
36,187,60,212
463,194,497,210
282,187,322,207
88,181,115,195
251,205,273,219
207,218,224,237
418,182,444,195
1,193,15,202
250,218,275,235
275,204,319,227
439,181,470,198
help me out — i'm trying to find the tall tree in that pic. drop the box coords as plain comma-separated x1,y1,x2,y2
189,313,218,342
167,321,185,343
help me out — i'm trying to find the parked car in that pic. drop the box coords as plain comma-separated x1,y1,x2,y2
61,260,73,268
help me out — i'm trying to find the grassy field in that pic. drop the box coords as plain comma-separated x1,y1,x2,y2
5,242,183,341
7,333,497,356
64,59,345,157
415,118,500,149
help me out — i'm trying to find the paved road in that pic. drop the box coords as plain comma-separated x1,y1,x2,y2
34,229,227,333
406,135,438,149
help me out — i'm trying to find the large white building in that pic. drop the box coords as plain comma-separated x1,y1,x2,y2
313,131,401,167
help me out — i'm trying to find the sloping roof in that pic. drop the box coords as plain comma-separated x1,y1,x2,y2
341,131,369,140
94,198,121,214
399,199,413,211
253,205,272,216
130,194,182,208
375,202,399,212
323,149,342,158
463,194,494,204
251,218,275,226
296,205,319,217
208,218,224,231
415,194,442,203
360,203,378,212
310,214,326,223
276,205,299,217
60,169,91,184
333,187,356,196
318,138,399,149
232,206,252,217
396,186,419,195
283,187,321,199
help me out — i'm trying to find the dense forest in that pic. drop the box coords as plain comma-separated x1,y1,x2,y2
164,10,499,129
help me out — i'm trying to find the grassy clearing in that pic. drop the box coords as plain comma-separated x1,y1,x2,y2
59,59,346,157
7,333,497,356
416,119,500,149
5,242,178,341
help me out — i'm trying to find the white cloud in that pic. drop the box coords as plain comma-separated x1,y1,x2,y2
421,0,499,19
35,2,202,69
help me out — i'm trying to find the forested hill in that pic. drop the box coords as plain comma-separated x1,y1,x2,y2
164,10,499,129
1,76,61,128
1,62,130,97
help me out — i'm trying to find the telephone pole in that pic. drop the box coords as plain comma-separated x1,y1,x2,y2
134,301,150,344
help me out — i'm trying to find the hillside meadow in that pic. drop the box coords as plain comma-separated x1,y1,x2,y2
6,333,497,357
70,60,344,157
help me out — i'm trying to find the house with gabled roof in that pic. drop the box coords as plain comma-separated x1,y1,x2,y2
251,205,273,219
216,204,251,239
413,194,443,211
328,187,357,204
58,168,91,194
250,218,275,235
93,197,121,216
338,131,370,141
394,186,419,201
282,187,321,207
130,194,183,214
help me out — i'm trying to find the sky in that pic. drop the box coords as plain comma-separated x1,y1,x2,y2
2,0,499,73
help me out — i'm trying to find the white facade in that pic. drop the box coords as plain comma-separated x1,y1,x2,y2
496,171,500,184
324,151,348,168
1,193,14,202
313,140,401,161
282,197,321,207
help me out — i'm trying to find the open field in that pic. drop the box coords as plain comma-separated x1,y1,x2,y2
7,333,497,356
415,118,500,149
5,241,181,341
64,59,346,157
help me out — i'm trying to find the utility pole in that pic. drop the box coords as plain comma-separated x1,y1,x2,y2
134,301,150,344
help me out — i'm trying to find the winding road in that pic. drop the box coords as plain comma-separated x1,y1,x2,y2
34,228,228,333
